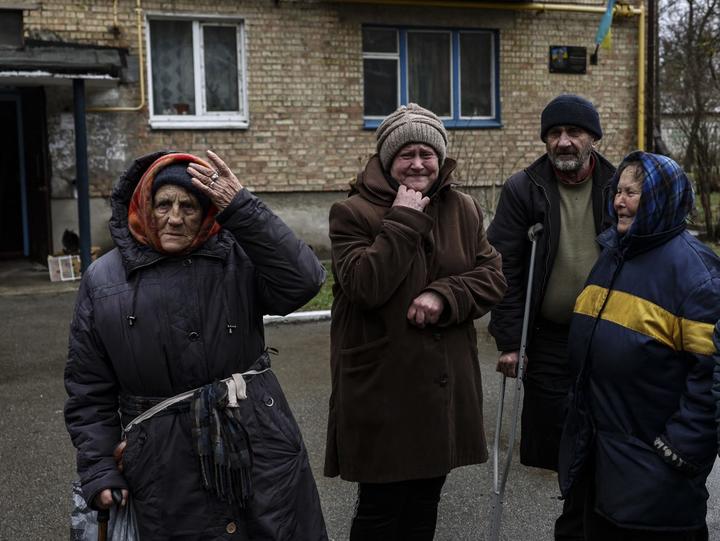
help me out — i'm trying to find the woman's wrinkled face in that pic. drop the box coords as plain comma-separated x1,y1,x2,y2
389,143,439,193
152,184,203,253
614,165,643,235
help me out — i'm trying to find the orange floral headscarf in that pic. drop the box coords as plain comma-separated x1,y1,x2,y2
128,153,221,254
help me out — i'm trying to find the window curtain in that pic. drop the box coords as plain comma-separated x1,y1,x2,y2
150,20,195,115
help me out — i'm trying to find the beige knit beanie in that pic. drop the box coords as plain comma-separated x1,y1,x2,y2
375,103,448,171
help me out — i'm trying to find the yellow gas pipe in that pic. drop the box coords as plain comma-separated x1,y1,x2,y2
87,0,145,113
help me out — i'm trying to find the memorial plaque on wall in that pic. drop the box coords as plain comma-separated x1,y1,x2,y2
549,46,587,74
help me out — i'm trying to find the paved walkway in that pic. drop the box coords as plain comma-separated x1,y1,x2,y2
1,259,719,539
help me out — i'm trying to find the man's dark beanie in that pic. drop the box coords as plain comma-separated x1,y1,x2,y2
151,162,211,211
540,94,602,142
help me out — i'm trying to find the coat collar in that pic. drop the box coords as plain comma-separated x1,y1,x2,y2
597,223,687,259
351,154,458,206
524,151,615,192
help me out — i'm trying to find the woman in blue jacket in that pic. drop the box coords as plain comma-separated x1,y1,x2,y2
559,151,720,540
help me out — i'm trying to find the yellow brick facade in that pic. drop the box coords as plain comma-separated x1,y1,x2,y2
23,0,644,196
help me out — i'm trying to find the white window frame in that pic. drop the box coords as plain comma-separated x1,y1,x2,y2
146,13,249,130
362,30,400,121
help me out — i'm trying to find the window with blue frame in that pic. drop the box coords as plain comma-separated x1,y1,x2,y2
362,26,500,129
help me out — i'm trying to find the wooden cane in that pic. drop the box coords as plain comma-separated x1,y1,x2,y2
97,489,123,541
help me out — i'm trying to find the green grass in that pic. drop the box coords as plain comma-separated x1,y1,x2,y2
299,261,334,311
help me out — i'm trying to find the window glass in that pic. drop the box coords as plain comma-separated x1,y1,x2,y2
150,20,196,115
460,32,492,117
407,31,451,117
203,26,239,112
0,10,23,48
362,28,397,53
363,58,398,116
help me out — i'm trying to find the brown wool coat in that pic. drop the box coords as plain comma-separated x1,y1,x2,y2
324,155,507,483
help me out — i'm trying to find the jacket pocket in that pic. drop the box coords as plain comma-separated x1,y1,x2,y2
243,372,313,539
249,371,302,452
122,425,157,503
341,335,390,359
594,430,709,530
339,336,389,431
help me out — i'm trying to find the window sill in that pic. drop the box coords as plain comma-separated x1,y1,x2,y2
363,118,502,130
149,117,249,130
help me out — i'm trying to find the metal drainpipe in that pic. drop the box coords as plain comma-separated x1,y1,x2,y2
335,0,646,150
73,79,92,272
87,0,146,113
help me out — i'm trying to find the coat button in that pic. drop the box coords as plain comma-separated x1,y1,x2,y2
226,521,237,534
437,374,448,387
188,331,200,341
183,258,192,266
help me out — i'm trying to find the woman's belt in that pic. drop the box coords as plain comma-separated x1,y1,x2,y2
118,351,274,507
120,351,272,434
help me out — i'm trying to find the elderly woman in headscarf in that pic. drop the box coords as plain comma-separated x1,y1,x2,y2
64,150,328,540
323,103,507,540
559,151,720,541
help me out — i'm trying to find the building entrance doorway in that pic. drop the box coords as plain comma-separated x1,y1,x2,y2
0,88,51,262
0,96,23,257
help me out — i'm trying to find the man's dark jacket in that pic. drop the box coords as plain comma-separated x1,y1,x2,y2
64,151,328,540
486,152,615,352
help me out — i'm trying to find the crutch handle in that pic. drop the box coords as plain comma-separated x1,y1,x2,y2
527,223,544,242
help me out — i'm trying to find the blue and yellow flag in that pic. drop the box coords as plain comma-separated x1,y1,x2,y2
595,0,617,50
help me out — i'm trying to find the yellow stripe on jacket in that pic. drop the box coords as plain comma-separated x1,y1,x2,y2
574,285,715,356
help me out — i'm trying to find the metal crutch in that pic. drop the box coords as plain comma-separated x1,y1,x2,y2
487,223,544,541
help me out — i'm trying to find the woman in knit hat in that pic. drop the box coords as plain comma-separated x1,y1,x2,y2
65,149,328,539
324,103,507,539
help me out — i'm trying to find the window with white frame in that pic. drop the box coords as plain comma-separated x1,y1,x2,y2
147,16,247,129
362,26,500,129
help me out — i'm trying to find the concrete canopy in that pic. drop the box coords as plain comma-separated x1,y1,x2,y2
0,40,126,85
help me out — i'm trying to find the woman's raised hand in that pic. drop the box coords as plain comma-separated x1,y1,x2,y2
187,150,244,211
392,185,430,212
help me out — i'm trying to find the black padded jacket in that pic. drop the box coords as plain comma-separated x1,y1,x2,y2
64,151,328,540
486,152,615,352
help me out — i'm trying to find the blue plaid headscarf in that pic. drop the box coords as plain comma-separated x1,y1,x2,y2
608,151,694,238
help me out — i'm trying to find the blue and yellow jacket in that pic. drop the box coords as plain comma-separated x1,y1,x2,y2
559,152,720,530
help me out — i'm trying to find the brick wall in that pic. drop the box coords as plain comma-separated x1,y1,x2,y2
25,0,644,200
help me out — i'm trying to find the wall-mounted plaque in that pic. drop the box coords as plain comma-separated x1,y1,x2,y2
549,46,587,74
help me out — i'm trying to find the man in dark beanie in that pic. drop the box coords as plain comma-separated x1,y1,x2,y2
487,94,615,541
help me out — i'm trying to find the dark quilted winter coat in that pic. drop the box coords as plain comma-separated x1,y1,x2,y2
64,151,328,540
324,155,506,482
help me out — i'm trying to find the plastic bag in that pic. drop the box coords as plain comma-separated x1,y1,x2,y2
70,480,139,541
